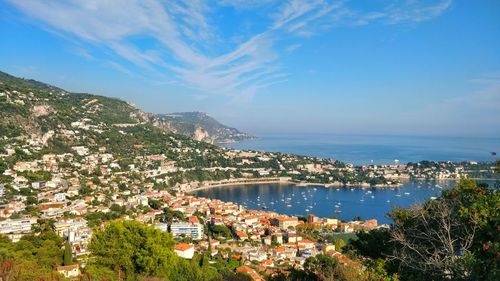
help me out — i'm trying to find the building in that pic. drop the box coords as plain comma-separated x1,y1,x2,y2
155,222,169,232
170,222,203,240
56,264,80,279
307,214,319,223
0,216,37,242
54,218,88,238
236,266,265,281
174,243,195,259
273,216,299,230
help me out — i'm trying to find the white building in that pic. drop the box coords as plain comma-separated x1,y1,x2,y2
0,216,37,242
170,222,203,240
174,243,195,259
154,222,169,232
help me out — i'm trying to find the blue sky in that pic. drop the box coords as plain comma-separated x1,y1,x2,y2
1,0,499,137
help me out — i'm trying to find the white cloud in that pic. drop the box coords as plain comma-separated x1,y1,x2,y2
7,0,453,99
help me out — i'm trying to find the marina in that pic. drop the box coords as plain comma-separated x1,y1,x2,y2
194,180,467,224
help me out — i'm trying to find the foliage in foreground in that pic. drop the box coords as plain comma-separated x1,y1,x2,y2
347,179,499,281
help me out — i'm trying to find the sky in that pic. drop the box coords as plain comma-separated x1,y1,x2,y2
1,0,499,137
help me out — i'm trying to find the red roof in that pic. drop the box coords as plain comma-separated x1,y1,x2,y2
188,216,200,224
175,243,194,251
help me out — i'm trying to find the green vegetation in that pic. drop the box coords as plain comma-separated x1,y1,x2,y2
63,241,73,266
346,179,499,281
87,220,252,281
0,228,65,280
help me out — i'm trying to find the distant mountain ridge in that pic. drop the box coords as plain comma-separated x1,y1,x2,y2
148,112,253,144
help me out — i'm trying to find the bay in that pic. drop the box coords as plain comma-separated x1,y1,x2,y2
194,180,459,224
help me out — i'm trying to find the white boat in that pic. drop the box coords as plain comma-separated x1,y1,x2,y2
430,196,437,200
305,209,309,212
404,192,410,195
286,204,292,207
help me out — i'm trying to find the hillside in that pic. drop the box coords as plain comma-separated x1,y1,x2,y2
149,111,253,143
0,70,393,188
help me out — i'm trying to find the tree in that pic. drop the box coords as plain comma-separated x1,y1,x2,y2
88,220,204,280
63,241,73,266
388,179,499,281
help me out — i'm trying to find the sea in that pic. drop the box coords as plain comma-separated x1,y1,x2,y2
195,134,500,224
223,134,499,166
194,181,451,224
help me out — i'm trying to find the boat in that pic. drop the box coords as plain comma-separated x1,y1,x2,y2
430,196,437,200
286,204,292,207
386,200,390,203
371,195,375,198
335,210,342,214
395,194,401,197
305,209,309,212
404,192,410,195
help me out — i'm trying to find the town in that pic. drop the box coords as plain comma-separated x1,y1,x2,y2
0,72,497,280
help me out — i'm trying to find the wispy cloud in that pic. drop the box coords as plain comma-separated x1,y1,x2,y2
7,0,453,99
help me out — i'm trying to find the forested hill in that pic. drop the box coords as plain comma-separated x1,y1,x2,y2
0,71,251,145
0,70,230,164
149,111,253,144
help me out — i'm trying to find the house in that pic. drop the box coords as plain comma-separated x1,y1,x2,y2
262,259,274,267
56,264,80,279
262,235,272,245
273,216,299,230
236,266,265,281
174,243,195,259
235,231,248,241
297,239,315,250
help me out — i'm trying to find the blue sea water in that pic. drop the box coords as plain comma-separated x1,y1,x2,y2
211,134,499,223
223,134,500,165
193,180,496,224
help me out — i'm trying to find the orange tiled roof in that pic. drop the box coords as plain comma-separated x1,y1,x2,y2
175,243,193,251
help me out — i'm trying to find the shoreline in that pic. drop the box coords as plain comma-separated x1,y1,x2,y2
185,177,497,193
186,178,404,193
187,178,295,193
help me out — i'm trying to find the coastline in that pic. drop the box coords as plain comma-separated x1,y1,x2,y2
186,177,404,193
187,178,295,193
185,176,497,194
